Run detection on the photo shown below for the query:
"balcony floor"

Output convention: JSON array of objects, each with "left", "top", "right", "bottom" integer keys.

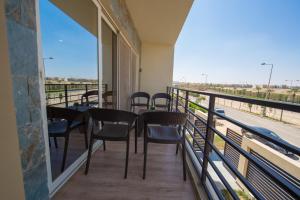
[{"left": 53, "top": 133, "right": 198, "bottom": 200}]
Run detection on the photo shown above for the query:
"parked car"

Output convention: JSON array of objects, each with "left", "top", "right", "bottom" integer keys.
[
  {"left": 242, "top": 126, "right": 298, "bottom": 160},
  {"left": 215, "top": 108, "right": 225, "bottom": 119}
]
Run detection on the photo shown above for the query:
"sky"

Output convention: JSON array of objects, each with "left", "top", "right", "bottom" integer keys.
[
  {"left": 40, "top": 0, "right": 300, "bottom": 85},
  {"left": 40, "top": 0, "right": 98, "bottom": 79},
  {"left": 174, "top": 0, "right": 300, "bottom": 85}
]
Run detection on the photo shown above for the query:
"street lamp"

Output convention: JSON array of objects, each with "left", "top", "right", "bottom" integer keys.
[
  {"left": 261, "top": 62, "right": 273, "bottom": 99},
  {"left": 285, "top": 79, "right": 300, "bottom": 88},
  {"left": 201, "top": 73, "right": 208, "bottom": 84},
  {"left": 43, "top": 57, "right": 54, "bottom": 74}
]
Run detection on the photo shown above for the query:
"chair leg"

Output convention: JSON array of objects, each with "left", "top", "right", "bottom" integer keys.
[
  {"left": 61, "top": 135, "right": 70, "bottom": 172},
  {"left": 176, "top": 144, "right": 179, "bottom": 155},
  {"left": 182, "top": 141, "right": 186, "bottom": 181},
  {"left": 135, "top": 122, "right": 137, "bottom": 154},
  {"left": 84, "top": 130, "right": 88, "bottom": 149},
  {"left": 143, "top": 141, "right": 148, "bottom": 179},
  {"left": 103, "top": 140, "right": 106, "bottom": 151},
  {"left": 85, "top": 136, "right": 94, "bottom": 175},
  {"left": 54, "top": 137, "right": 58, "bottom": 148},
  {"left": 124, "top": 139, "right": 129, "bottom": 179}
]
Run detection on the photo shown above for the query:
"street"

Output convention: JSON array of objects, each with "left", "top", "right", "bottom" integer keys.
[{"left": 216, "top": 104, "right": 300, "bottom": 147}]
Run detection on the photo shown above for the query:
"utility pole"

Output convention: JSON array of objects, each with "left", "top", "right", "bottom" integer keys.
[{"left": 261, "top": 62, "right": 274, "bottom": 117}]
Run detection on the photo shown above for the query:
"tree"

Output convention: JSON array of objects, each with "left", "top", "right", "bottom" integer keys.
[
  {"left": 255, "top": 86, "right": 261, "bottom": 97},
  {"left": 59, "top": 93, "right": 63, "bottom": 103},
  {"left": 288, "top": 88, "right": 299, "bottom": 103},
  {"left": 248, "top": 103, "right": 253, "bottom": 113}
]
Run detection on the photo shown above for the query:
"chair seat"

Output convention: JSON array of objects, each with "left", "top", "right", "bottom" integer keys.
[
  {"left": 154, "top": 104, "right": 168, "bottom": 108},
  {"left": 147, "top": 126, "right": 181, "bottom": 143},
  {"left": 94, "top": 124, "right": 128, "bottom": 140},
  {"left": 132, "top": 103, "right": 148, "bottom": 107},
  {"left": 48, "top": 120, "right": 83, "bottom": 136}
]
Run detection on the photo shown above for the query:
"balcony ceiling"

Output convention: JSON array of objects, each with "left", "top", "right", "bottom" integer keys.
[{"left": 125, "top": 0, "right": 193, "bottom": 45}]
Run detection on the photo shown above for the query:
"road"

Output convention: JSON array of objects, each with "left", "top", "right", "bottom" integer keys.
[
  {"left": 190, "top": 96, "right": 300, "bottom": 147},
  {"left": 216, "top": 104, "right": 300, "bottom": 147}
]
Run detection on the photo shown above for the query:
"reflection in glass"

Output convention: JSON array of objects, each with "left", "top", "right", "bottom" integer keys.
[
  {"left": 101, "top": 20, "right": 117, "bottom": 108},
  {"left": 40, "top": 0, "right": 98, "bottom": 180}
]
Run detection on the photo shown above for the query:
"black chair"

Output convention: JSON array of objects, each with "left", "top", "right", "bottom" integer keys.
[
  {"left": 102, "top": 91, "right": 114, "bottom": 108},
  {"left": 142, "top": 111, "right": 187, "bottom": 180},
  {"left": 85, "top": 108, "right": 137, "bottom": 178},
  {"left": 151, "top": 93, "right": 171, "bottom": 111},
  {"left": 47, "top": 106, "right": 88, "bottom": 172},
  {"left": 130, "top": 92, "right": 151, "bottom": 112},
  {"left": 81, "top": 90, "right": 98, "bottom": 106}
]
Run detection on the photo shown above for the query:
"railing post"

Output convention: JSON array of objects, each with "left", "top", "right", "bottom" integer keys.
[
  {"left": 176, "top": 89, "right": 179, "bottom": 112},
  {"left": 185, "top": 90, "right": 189, "bottom": 113},
  {"left": 105, "top": 84, "right": 108, "bottom": 93},
  {"left": 64, "top": 84, "right": 68, "bottom": 108},
  {"left": 170, "top": 88, "right": 174, "bottom": 112},
  {"left": 85, "top": 84, "right": 88, "bottom": 93},
  {"left": 201, "top": 95, "right": 215, "bottom": 182}
]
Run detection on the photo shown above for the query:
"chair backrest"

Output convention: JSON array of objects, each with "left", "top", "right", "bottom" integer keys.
[
  {"left": 130, "top": 92, "right": 150, "bottom": 109},
  {"left": 142, "top": 111, "right": 187, "bottom": 126},
  {"left": 102, "top": 91, "right": 113, "bottom": 102},
  {"left": 89, "top": 108, "right": 137, "bottom": 125},
  {"left": 47, "top": 106, "right": 82, "bottom": 122},
  {"left": 151, "top": 93, "right": 171, "bottom": 109},
  {"left": 81, "top": 90, "right": 98, "bottom": 105}
]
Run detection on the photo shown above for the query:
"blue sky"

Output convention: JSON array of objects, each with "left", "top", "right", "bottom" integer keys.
[
  {"left": 40, "top": 0, "right": 98, "bottom": 79},
  {"left": 40, "top": 0, "right": 300, "bottom": 85},
  {"left": 174, "top": 0, "right": 300, "bottom": 85}
]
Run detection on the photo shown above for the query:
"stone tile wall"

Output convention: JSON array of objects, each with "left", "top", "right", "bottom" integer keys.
[
  {"left": 101, "top": 0, "right": 141, "bottom": 53},
  {"left": 5, "top": 0, "right": 49, "bottom": 199}
]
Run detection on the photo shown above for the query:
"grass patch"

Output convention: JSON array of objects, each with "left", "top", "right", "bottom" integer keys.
[{"left": 214, "top": 134, "right": 225, "bottom": 150}]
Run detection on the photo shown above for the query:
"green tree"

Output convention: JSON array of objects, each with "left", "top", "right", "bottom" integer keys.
[{"left": 255, "top": 85, "right": 261, "bottom": 97}]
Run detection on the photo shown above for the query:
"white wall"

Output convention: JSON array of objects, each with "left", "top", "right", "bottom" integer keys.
[{"left": 140, "top": 43, "right": 174, "bottom": 95}]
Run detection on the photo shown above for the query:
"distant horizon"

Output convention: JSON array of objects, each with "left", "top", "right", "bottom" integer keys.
[
  {"left": 41, "top": 0, "right": 300, "bottom": 86},
  {"left": 173, "top": 0, "right": 300, "bottom": 86}
]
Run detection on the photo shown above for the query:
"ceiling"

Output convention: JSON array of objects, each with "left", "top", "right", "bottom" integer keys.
[{"left": 125, "top": 0, "right": 194, "bottom": 45}]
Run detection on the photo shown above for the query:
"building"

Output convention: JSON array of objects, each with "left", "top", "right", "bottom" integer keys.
[{"left": 1, "top": 1, "right": 299, "bottom": 200}]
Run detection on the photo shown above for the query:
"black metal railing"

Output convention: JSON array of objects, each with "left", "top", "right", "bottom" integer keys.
[
  {"left": 45, "top": 83, "right": 107, "bottom": 107},
  {"left": 167, "top": 86, "right": 300, "bottom": 200}
]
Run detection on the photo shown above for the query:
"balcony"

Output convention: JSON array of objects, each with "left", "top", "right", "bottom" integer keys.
[
  {"left": 52, "top": 134, "right": 199, "bottom": 200},
  {"left": 46, "top": 84, "right": 300, "bottom": 200}
]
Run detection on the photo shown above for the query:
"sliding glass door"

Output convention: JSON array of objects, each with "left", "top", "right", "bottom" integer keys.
[{"left": 101, "top": 19, "right": 117, "bottom": 109}]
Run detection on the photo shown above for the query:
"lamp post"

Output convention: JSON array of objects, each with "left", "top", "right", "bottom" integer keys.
[
  {"left": 43, "top": 57, "right": 54, "bottom": 74},
  {"left": 285, "top": 79, "right": 300, "bottom": 88},
  {"left": 261, "top": 62, "right": 273, "bottom": 99},
  {"left": 201, "top": 73, "right": 208, "bottom": 84}
]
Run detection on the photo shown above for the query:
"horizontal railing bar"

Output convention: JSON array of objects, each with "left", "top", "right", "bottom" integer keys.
[
  {"left": 186, "top": 137, "right": 204, "bottom": 165},
  {"left": 170, "top": 87, "right": 300, "bottom": 113},
  {"left": 186, "top": 109, "right": 207, "bottom": 124},
  {"left": 212, "top": 109, "right": 300, "bottom": 155},
  {"left": 208, "top": 126, "right": 300, "bottom": 198},
  {"left": 45, "top": 83, "right": 98, "bottom": 86},
  {"left": 207, "top": 156, "right": 240, "bottom": 200},
  {"left": 207, "top": 140, "right": 265, "bottom": 200},
  {"left": 187, "top": 99, "right": 209, "bottom": 111},
  {"left": 186, "top": 118, "right": 206, "bottom": 140},
  {"left": 204, "top": 167, "right": 226, "bottom": 200},
  {"left": 172, "top": 87, "right": 300, "bottom": 155},
  {"left": 185, "top": 124, "right": 205, "bottom": 151},
  {"left": 185, "top": 139, "right": 220, "bottom": 200}
]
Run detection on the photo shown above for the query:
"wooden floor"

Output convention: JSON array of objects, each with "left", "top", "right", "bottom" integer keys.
[
  {"left": 53, "top": 132, "right": 198, "bottom": 200},
  {"left": 50, "top": 129, "right": 87, "bottom": 180}
]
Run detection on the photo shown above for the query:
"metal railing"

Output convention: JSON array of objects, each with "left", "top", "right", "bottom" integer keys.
[
  {"left": 45, "top": 84, "right": 107, "bottom": 107},
  {"left": 167, "top": 86, "right": 300, "bottom": 200}
]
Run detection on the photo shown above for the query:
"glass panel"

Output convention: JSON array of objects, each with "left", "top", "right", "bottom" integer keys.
[
  {"left": 40, "top": 0, "right": 98, "bottom": 180},
  {"left": 101, "top": 20, "right": 117, "bottom": 108}
]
